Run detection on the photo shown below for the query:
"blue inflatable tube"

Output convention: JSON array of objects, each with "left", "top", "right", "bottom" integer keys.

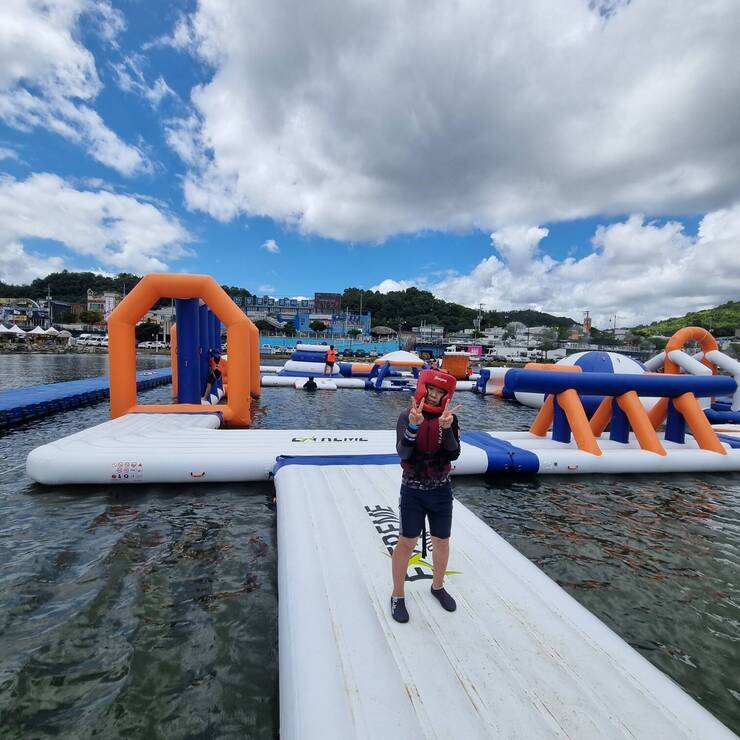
[
  {"left": 705, "top": 408, "right": 740, "bottom": 424},
  {"left": 504, "top": 369, "right": 736, "bottom": 398},
  {"left": 292, "top": 350, "right": 327, "bottom": 363}
]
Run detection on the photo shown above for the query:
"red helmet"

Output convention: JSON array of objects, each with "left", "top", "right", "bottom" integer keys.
[{"left": 414, "top": 369, "right": 457, "bottom": 414}]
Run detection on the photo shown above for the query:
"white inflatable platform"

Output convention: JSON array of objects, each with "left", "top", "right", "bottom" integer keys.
[
  {"left": 25, "top": 413, "right": 740, "bottom": 485},
  {"left": 275, "top": 458, "right": 735, "bottom": 739}
]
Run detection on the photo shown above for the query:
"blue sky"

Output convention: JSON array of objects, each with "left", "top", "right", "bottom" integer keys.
[{"left": 0, "top": 0, "right": 737, "bottom": 327}]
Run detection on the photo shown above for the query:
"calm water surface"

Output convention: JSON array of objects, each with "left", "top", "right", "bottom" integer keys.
[{"left": 1, "top": 354, "right": 738, "bottom": 737}]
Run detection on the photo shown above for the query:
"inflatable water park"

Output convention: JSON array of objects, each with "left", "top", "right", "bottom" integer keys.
[{"left": 23, "top": 273, "right": 740, "bottom": 738}]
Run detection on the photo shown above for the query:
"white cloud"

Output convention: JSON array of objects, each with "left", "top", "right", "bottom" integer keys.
[
  {"left": 0, "top": 173, "right": 191, "bottom": 281},
  {"left": 165, "top": 0, "right": 740, "bottom": 242},
  {"left": 0, "top": 241, "right": 65, "bottom": 284},
  {"left": 261, "top": 239, "right": 280, "bottom": 253},
  {"left": 370, "top": 278, "right": 420, "bottom": 294},
  {"left": 0, "top": 146, "right": 18, "bottom": 161},
  {"left": 257, "top": 283, "right": 275, "bottom": 293},
  {"left": 144, "top": 14, "right": 197, "bottom": 52},
  {"left": 373, "top": 207, "right": 740, "bottom": 327},
  {"left": 0, "top": 0, "right": 147, "bottom": 175},
  {"left": 112, "top": 55, "right": 175, "bottom": 108},
  {"left": 490, "top": 226, "right": 549, "bottom": 273}
]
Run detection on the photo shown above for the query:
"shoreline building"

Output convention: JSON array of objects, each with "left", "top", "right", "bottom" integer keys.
[
  {"left": 86, "top": 288, "right": 122, "bottom": 320},
  {"left": 0, "top": 298, "right": 49, "bottom": 329},
  {"left": 236, "top": 291, "right": 371, "bottom": 335}
]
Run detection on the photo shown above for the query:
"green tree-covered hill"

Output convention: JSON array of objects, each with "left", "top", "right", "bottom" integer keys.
[
  {"left": 632, "top": 301, "right": 740, "bottom": 338},
  {"left": 341, "top": 286, "right": 575, "bottom": 332},
  {"left": 0, "top": 270, "right": 575, "bottom": 331}
]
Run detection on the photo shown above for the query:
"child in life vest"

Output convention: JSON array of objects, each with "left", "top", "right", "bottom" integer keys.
[{"left": 391, "top": 370, "right": 461, "bottom": 623}]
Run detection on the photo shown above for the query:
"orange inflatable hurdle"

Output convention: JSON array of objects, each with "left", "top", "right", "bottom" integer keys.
[{"left": 108, "top": 273, "right": 257, "bottom": 427}]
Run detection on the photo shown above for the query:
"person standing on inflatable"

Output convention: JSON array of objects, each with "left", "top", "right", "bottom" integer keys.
[
  {"left": 391, "top": 370, "right": 461, "bottom": 623},
  {"left": 324, "top": 345, "right": 336, "bottom": 375}
]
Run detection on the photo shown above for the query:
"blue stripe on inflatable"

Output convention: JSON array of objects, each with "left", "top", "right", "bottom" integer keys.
[
  {"left": 273, "top": 454, "right": 399, "bottom": 474},
  {"left": 574, "top": 351, "right": 614, "bottom": 373},
  {"left": 704, "top": 408, "right": 740, "bottom": 424},
  {"left": 712, "top": 401, "right": 732, "bottom": 411},
  {"left": 277, "top": 370, "right": 334, "bottom": 377},
  {"left": 716, "top": 433, "right": 740, "bottom": 449},
  {"left": 460, "top": 432, "right": 539, "bottom": 473}
]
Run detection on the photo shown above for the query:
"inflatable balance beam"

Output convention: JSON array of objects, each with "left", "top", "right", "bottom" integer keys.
[{"left": 504, "top": 369, "right": 736, "bottom": 398}]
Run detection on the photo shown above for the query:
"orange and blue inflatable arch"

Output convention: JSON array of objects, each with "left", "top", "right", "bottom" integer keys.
[{"left": 108, "top": 273, "right": 258, "bottom": 427}]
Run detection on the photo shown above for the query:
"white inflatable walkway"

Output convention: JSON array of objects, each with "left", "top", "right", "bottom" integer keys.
[
  {"left": 26, "top": 413, "right": 740, "bottom": 484},
  {"left": 275, "top": 458, "right": 735, "bottom": 739}
]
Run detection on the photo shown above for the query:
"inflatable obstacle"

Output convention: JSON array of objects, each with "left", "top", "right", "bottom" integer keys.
[
  {"left": 27, "top": 366, "right": 740, "bottom": 484},
  {"left": 110, "top": 273, "right": 259, "bottom": 427},
  {"left": 477, "top": 328, "right": 740, "bottom": 427},
  {"left": 275, "top": 456, "right": 735, "bottom": 739}
]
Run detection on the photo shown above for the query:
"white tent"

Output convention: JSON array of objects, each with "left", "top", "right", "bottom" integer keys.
[
  {"left": 0, "top": 324, "right": 12, "bottom": 334},
  {"left": 44, "top": 326, "right": 60, "bottom": 335},
  {"left": 27, "top": 326, "right": 47, "bottom": 336},
  {"left": 9, "top": 325, "right": 26, "bottom": 335}
]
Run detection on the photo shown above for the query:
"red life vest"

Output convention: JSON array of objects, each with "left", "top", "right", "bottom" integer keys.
[{"left": 400, "top": 415, "right": 452, "bottom": 478}]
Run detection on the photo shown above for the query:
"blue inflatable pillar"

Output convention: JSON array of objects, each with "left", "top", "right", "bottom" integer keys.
[
  {"left": 665, "top": 400, "right": 686, "bottom": 444},
  {"left": 375, "top": 361, "right": 391, "bottom": 389},
  {"left": 175, "top": 298, "right": 201, "bottom": 404},
  {"left": 609, "top": 398, "right": 630, "bottom": 443},
  {"left": 551, "top": 396, "right": 571, "bottom": 443},
  {"left": 207, "top": 310, "right": 216, "bottom": 357},
  {"left": 198, "top": 303, "right": 210, "bottom": 394}
]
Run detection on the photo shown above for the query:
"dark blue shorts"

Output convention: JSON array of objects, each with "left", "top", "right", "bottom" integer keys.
[{"left": 398, "top": 483, "right": 453, "bottom": 539}]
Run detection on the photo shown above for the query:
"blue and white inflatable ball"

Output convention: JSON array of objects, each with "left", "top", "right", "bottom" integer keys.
[
  {"left": 515, "top": 351, "right": 646, "bottom": 410},
  {"left": 557, "top": 351, "right": 645, "bottom": 375}
]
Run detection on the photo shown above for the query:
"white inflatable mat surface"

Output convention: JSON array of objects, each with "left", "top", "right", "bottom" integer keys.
[{"left": 275, "top": 458, "right": 734, "bottom": 740}]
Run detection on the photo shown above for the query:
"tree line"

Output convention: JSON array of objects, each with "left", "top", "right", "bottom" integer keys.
[{"left": 341, "top": 286, "right": 576, "bottom": 332}]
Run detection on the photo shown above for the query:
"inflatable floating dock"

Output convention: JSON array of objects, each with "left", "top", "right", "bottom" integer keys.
[
  {"left": 27, "top": 361, "right": 740, "bottom": 484},
  {"left": 275, "top": 457, "right": 735, "bottom": 739},
  {"left": 0, "top": 368, "right": 172, "bottom": 429}
]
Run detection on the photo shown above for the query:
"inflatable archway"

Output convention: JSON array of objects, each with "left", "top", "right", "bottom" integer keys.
[{"left": 108, "top": 273, "right": 258, "bottom": 427}]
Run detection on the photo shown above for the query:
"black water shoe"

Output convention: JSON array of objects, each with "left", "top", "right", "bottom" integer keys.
[
  {"left": 391, "top": 596, "right": 409, "bottom": 623},
  {"left": 431, "top": 585, "right": 457, "bottom": 612}
]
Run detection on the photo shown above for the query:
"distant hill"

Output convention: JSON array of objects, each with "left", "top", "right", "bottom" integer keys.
[
  {"left": 632, "top": 301, "right": 740, "bottom": 338},
  {"left": 0, "top": 270, "right": 576, "bottom": 332},
  {"left": 0, "top": 270, "right": 141, "bottom": 304},
  {"left": 0, "top": 271, "right": 252, "bottom": 306},
  {"left": 341, "top": 286, "right": 576, "bottom": 333}
]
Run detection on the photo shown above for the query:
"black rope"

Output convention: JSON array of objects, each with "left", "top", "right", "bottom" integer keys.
[{"left": 421, "top": 519, "right": 428, "bottom": 559}]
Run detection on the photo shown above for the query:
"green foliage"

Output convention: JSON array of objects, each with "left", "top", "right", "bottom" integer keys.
[
  {"left": 632, "top": 301, "right": 740, "bottom": 338},
  {"left": 254, "top": 319, "right": 275, "bottom": 332},
  {"left": 0, "top": 270, "right": 140, "bottom": 303},
  {"left": 309, "top": 320, "right": 327, "bottom": 332},
  {"left": 341, "top": 287, "right": 575, "bottom": 333},
  {"left": 135, "top": 320, "right": 161, "bottom": 342},
  {"left": 347, "top": 328, "right": 362, "bottom": 336},
  {"left": 79, "top": 310, "right": 103, "bottom": 324},
  {"left": 221, "top": 284, "right": 252, "bottom": 301}
]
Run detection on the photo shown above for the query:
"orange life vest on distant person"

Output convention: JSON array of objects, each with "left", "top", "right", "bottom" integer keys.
[{"left": 327, "top": 349, "right": 336, "bottom": 362}]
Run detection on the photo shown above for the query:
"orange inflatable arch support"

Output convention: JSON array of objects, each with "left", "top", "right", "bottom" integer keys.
[{"left": 108, "top": 273, "right": 258, "bottom": 427}]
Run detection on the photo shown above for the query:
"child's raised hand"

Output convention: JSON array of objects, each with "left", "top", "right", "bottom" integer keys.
[
  {"left": 409, "top": 397, "right": 424, "bottom": 426},
  {"left": 439, "top": 400, "right": 462, "bottom": 429}
]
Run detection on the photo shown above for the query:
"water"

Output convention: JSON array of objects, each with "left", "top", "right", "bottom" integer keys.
[
  {"left": 0, "top": 353, "right": 171, "bottom": 391},
  {"left": 1, "top": 354, "right": 739, "bottom": 737}
]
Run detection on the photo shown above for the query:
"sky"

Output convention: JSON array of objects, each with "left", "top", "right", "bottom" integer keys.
[{"left": 0, "top": 0, "right": 738, "bottom": 328}]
